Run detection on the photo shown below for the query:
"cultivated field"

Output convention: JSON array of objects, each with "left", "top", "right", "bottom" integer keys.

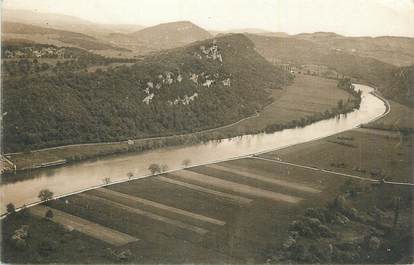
[
  {"left": 3, "top": 156, "right": 354, "bottom": 263},
  {"left": 214, "top": 74, "right": 350, "bottom": 134},
  {"left": 261, "top": 129, "right": 413, "bottom": 183}
]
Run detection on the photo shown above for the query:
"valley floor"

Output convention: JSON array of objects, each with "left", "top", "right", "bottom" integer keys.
[
  {"left": 2, "top": 98, "right": 413, "bottom": 263},
  {"left": 3, "top": 74, "right": 350, "bottom": 174}
]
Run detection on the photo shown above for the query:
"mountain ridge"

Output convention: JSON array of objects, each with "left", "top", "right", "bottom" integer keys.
[
  {"left": 3, "top": 9, "right": 145, "bottom": 36},
  {"left": 129, "top": 21, "right": 212, "bottom": 50},
  {"left": 2, "top": 22, "right": 129, "bottom": 51}
]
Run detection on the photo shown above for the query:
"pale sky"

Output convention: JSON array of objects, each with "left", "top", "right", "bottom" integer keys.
[{"left": 2, "top": 0, "right": 414, "bottom": 37}]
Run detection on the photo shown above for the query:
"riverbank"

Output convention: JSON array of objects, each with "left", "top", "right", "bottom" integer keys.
[
  {"left": 3, "top": 109, "right": 412, "bottom": 264},
  {"left": 3, "top": 75, "right": 352, "bottom": 174}
]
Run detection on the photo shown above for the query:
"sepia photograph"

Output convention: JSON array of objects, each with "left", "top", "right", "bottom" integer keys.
[{"left": 0, "top": 0, "right": 413, "bottom": 263}]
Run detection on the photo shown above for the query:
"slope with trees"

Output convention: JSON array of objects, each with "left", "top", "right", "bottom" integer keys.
[{"left": 3, "top": 34, "right": 290, "bottom": 152}]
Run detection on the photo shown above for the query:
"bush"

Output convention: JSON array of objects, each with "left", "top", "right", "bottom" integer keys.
[
  {"left": 6, "top": 203, "right": 16, "bottom": 214},
  {"left": 12, "top": 238, "right": 28, "bottom": 250},
  {"left": 10, "top": 225, "right": 29, "bottom": 251},
  {"left": 148, "top": 163, "right": 161, "bottom": 174},
  {"left": 38, "top": 239, "right": 59, "bottom": 257},
  {"left": 290, "top": 217, "right": 335, "bottom": 238},
  {"left": 106, "top": 248, "right": 132, "bottom": 261},
  {"left": 304, "top": 208, "right": 328, "bottom": 223},
  {"left": 45, "top": 209, "right": 54, "bottom": 219},
  {"left": 38, "top": 189, "right": 54, "bottom": 202},
  {"left": 182, "top": 159, "right": 191, "bottom": 167}
]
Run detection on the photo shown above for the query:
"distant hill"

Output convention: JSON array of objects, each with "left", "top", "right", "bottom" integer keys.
[
  {"left": 294, "top": 32, "right": 343, "bottom": 39},
  {"left": 258, "top": 32, "right": 290, "bottom": 38},
  {"left": 101, "top": 21, "right": 213, "bottom": 55},
  {"left": 247, "top": 33, "right": 414, "bottom": 107},
  {"left": 293, "top": 32, "right": 414, "bottom": 67},
  {"left": 3, "top": 34, "right": 290, "bottom": 152},
  {"left": 211, "top": 28, "right": 289, "bottom": 38},
  {"left": 129, "top": 21, "right": 212, "bottom": 50},
  {"left": 3, "top": 9, "right": 145, "bottom": 37},
  {"left": 2, "top": 22, "right": 128, "bottom": 51},
  {"left": 102, "top": 24, "right": 145, "bottom": 34},
  {"left": 246, "top": 34, "right": 406, "bottom": 99}
]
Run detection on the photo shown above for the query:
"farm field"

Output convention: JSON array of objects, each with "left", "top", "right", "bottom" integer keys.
[
  {"left": 260, "top": 128, "right": 413, "bottom": 183},
  {"left": 5, "top": 74, "right": 350, "bottom": 172},
  {"left": 3, "top": 156, "right": 355, "bottom": 263},
  {"left": 213, "top": 74, "right": 350, "bottom": 135}
]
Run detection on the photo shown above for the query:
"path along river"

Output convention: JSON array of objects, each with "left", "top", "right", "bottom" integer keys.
[{"left": 0, "top": 84, "right": 387, "bottom": 214}]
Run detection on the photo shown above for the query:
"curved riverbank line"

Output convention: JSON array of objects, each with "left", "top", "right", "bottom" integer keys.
[
  {"left": 3, "top": 75, "right": 353, "bottom": 173},
  {"left": 0, "top": 82, "right": 388, "bottom": 216}
]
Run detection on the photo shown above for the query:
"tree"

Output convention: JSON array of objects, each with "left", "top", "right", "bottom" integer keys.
[
  {"left": 38, "top": 189, "right": 54, "bottom": 202},
  {"left": 45, "top": 209, "right": 54, "bottom": 219},
  {"left": 102, "top": 177, "right": 111, "bottom": 185},
  {"left": 148, "top": 163, "right": 161, "bottom": 174},
  {"left": 161, "top": 164, "right": 169, "bottom": 172},
  {"left": 126, "top": 172, "right": 134, "bottom": 180},
  {"left": 6, "top": 203, "right": 15, "bottom": 214},
  {"left": 18, "top": 59, "right": 31, "bottom": 74},
  {"left": 182, "top": 159, "right": 191, "bottom": 167},
  {"left": 337, "top": 99, "right": 344, "bottom": 110}
]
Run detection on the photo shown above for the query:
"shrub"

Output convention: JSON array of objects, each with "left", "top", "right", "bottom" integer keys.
[
  {"left": 38, "top": 189, "right": 53, "bottom": 202},
  {"left": 38, "top": 239, "right": 59, "bottom": 257},
  {"left": 10, "top": 225, "right": 29, "bottom": 251},
  {"left": 148, "top": 163, "right": 161, "bottom": 174},
  {"left": 126, "top": 172, "right": 134, "bottom": 180},
  {"left": 102, "top": 177, "right": 111, "bottom": 184},
  {"left": 290, "top": 217, "right": 335, "bottom": 238},
  {"left": 182, "top": 159, "right": 191, "bottom": 167},
  {"left": 45, "top": 209, "right": 54, "bottom": 219},
  {"left": 6, "top": 203, "right": 15, "bottom": 214}
]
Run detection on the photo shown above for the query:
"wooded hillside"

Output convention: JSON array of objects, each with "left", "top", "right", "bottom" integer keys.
[{"left": 3, "top": 34, "right": 290, "bottom": 152}]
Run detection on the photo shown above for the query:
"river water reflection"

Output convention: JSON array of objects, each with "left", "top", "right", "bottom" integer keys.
[{"left": 0, "top": 84, "right": 387, "bottom": 214}]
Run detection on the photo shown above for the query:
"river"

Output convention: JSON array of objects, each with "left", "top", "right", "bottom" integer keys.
[{"left": 0, "top": 84, "right": 387, "bottom": 214}]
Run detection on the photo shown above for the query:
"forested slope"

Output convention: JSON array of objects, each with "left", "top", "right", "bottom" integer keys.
[{"left": 3, "top": 34, "right": 290, "bottom": 152}]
